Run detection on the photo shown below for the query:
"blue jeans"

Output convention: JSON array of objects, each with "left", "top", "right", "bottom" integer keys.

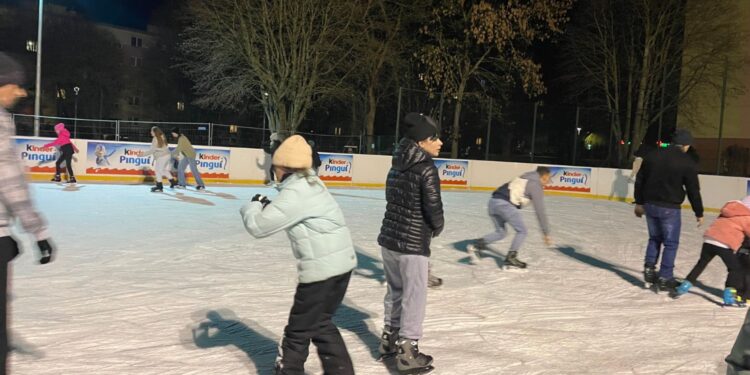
[
  {"left": 644, "top": 204, "right": 682, "bottom": 279},
  {"left": 482, "top": 199, "right": 528, "bottom": 252},
  {"left": 177, "top": 157, "right": 205, "bottom": 187}
]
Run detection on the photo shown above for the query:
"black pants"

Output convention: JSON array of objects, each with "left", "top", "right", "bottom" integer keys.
[
  {"left": 0, "top": 237, "right": 19, "bottom": 375},
  {"left": 55, "top": 143, "right": 75, "bottom": 177},
  {"left": 278, "top": 271, "right": 354, "bottom": 375},
  {"left": 685, "top": 242, "right": 744, "bottom": 289}
]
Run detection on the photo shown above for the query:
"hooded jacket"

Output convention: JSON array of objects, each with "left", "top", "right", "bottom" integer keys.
[
  {"left": 491, "top": 171, "right": 551, "bottom": 235},
  {"left": 704, "top": 201, "right": 750, "bottom": 251},
  {"left": 634, "top": 146, "right": 703, "bottom": 217},
  {"left": 44, "top": 123, "right": 78, "bottom": 152},
  {"left": 240, "top": 172, "right": 357, "bottom": 283},
  {"left": 378, "top": 138, "right": 444, "bottom": 256}
]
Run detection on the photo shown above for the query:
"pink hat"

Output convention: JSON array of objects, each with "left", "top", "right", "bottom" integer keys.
[{"left": 742, "top": 196, "right": 750, "bottom": 210}]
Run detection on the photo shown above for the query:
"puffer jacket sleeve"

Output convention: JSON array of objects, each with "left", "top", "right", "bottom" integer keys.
[
  {"left": 239, "top": 189, "right": 305, "bottom": 238},
  {"left": 420, "top": 165, "right": 444, "bottom": 237}
]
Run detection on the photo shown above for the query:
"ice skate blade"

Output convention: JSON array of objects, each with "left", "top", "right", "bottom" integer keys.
[
  {"left": 376, "top": 353, "right": 397, "bottom": 362},
  {"left": 398, "top": 365, "right": 435, "bottom": 375}
]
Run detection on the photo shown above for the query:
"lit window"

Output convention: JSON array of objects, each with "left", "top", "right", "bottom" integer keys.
[
  {"left": 57, "top": 88, "right": 66, "bottom": 99},
  {"left": 475, "top": 137, "right": 482, "bottom": 145},
  {"left": 177, "top": 101, "right": 185, "bottom": 111},
  {"left": 131, "top": 37, "right": 143, "bottom": 47},
  {"left": 26, "top": 40, "right": 37, "bottom": 52},
  {"left": 229, "top": 125, "right": 238, "bottom": 134}
]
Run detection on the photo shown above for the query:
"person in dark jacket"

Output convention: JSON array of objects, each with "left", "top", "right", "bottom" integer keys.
[
  {"left": 634, "top": 129, "right": 704, "bottom": 292},
  {"left": 263, "top": 132, "right": 282, "bottom": 184},
  {"left": 377, "top": 112, "right": 443, "bottom": 374},
  {"left": 466, "top": 167, "right": 553, "bottom": 268},
  {"left": 307, "top": 139, "right": 322, "bottom": 174}
]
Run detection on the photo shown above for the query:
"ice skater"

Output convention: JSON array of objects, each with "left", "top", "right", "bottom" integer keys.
[
  {"left": 240, "top": 135, "right": 357, "bottom": 375},
  {"left": 170, "top": 128, "right": 205, "bottom": 190},
  {"left": 142, "top": 126, "right": 171, "bottom": 192},
  {"left": 634, "top": 129, "right": 703, "bottom": 292},
  {"left": 466, "top": 166, "right": 553, "bottom": 269},
  {"left": 0, "top": 52, "right": 56, "bottom": 373},
  {"left": 377, "top": 112, "right": 443, "bottom": 374},
  {"left": 44, "top": 122, "right": 79, "bottom": 183},
  {"left": 672, "top": 196, "right": 750, "bottom": 306}
]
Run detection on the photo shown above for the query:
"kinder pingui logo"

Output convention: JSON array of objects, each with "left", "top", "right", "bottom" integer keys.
[
  {"left": 434, "top": 159, "right": 469, "bottom": 185},
  {"left": 439, "top": 163, "right": 466, "bottom": 179},
  {"left": 120, "top": 148, "right": 152, "bottom": 167},
  {"left": 558, "top": 170, "right": 588, "bottom": 186},
  {"left": 324, "top": 158, "right": 351, "bottom": 174},
  {"left": 197, "top": 152, "right": 228, "bottom": 170},
  {"left": 21, "top": 144, "right": 57, "bottom": 163}
]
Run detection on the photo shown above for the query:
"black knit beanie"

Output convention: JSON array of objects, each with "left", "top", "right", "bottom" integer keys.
[
  {"left": 672, "top": 129, "right": 693, "bottom": 146},
  {"left": 404, "top": 112, "right": 439, "bottom": 141},
  {"left": 0, "top": 53, "right": 25, "bottom": 87}
]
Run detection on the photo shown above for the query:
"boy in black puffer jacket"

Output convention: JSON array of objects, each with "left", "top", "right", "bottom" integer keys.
[{"left": 377, "top": 112, "right": 444, "bottom": 374}]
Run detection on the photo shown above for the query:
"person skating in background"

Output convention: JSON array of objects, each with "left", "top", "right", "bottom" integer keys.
[
  {"left": 44, "top": 122, "right": 79, "bottom": 184},
  {"left": 142, "top": 126, "right": 171, "bottom": 193},
  {"left": 377, "top": 112, "right": 444, "bottom": 374},
  {"left": 170, "top": 128, "right": 205, "bottom": 190},
  {"left": 634, "top": 129, "right": 704, "bottom": 292},
  {"left": 240, "top": 135, "right": 357, "bottom": 375},
  {"left": 673, "top": 197, "right": 750, "bottom": 306},
  {"left": 263, "top": 132, "right": 283, "bottom": 185},
  {"left": 307, "top": 139, "right": 321, "bottom": 174},
  {"left": 0, "top": 52, "right": 56, "bottom": 373},
  {"left": 466, "top": 166, "right": 553, "bottom": 268}
]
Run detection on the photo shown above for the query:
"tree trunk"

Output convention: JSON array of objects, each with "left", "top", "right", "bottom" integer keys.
[
  {"left": 365, "top": 84, "right": 377, "bottom": 154},
  {"left": 450, "top": 82, "right": 467, "bottom": 159}
]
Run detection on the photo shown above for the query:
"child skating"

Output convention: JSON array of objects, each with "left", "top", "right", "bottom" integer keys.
[
  {"left": 142, "top": 126, "right": 171, "bottom": 192},
  {"left": 673, "top": 196, "right": 750, "bottom": 306},
  {"left": 44, "top": 122, "right": 79, "bottom": 183},
  {"left": 240, "top": 135, "right": 357, "bottom": 375}
]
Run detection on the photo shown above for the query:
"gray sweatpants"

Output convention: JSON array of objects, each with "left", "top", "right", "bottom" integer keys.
[
  {"left": 482, "top": 198, "right": 528, "bottom": 252},
  {"left": 381, "top": 247, "right": 428, "bottom": 340}
]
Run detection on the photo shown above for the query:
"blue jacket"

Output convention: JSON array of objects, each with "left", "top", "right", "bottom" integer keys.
[{"left": 240, "top": 172, "right": 357, "bottom": 283}]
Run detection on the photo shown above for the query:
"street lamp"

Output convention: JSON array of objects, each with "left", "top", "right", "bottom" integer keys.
[
  {"left": 34, "top": 0, "right": 44, "bottom": 136},
  {"left": 73, "top": 86, "right": 79, "bottom": 138}
]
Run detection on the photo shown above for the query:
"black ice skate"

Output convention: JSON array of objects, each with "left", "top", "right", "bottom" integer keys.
[
  {"left": 51, "top": 174, "right": 61, "bottom": 182},
  {"left": 466, "top": 238, "right": 488, "bottom": 264},
  {"left": 151, "top": 182, "right": 164, "bottom": 192},
  {"left": 196, "top": 185, "right": 206, "bottom": 191},
  {"left": 395, "top": 339, "right": 434, "bottom": 374},
  {"left": 169, "top": 179, "right": 178, "bottom": 188},
  {"left": 427, "top": 273, "right": 443, "bottom": 288},
  {"left": 504, "top": 251, "right": 527, "bottom": 269},
  {"left": 655, "top": 277, "right": 680, "bottom": 293},
  {"left": 643, "top": 265, "right": 657, "bottom": 288},
  {"left": 67, "top": 176, "right": 77, "bottom": 184},
  {"left": 377, "top": 325, "right": 400, "bottom": 360}
]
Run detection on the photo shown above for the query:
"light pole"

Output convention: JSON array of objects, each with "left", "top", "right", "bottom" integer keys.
[
  {"left": 33, "top": 0, "right": 44, "bottom": 136},
  {"left": 73, "top": 86, "right": 79, "bottom": 138}
]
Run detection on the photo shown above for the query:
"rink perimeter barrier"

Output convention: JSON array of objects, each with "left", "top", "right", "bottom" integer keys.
[{"left": 15, "top": 136, "right": 747, "bottom": 212}]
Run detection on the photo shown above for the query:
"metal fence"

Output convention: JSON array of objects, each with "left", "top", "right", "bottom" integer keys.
[{"left": 11, "top": 114, "right": 362, "bottom": 154}]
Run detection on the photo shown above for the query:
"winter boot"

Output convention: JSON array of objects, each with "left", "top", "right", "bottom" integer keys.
[
  {"left": 196, "top": 185, "right": 205, "bottom": 191},
  {"left": 67, "top": 176, "right": 77, "bottom": 184},
  {"left": 169, "top": 179, "right": 178, "bottom": 188},
  {"left": 643, "top": 265, "right": 657, "bottom": 286},
  {"left": 656, "top": 277, "right": 680, "bottom": 293},
  {"left": 672, "top": 280, "right": 693, "bottom": 298},
  {"left": 51, "top": 174, "right": 61, "bottom": 182},
  {"left": 724, "top": 287, "right": 739, "bottom": 306},
  {"left": 427, "top": 272, "right": 443, "bottom": 288},
  {"left": 466, "top": 238, "right": 487, "bottom": 264},
  {"left": 378, "top": 325, "right": 400, "bottom": 358},
  {"left": 151, "top": 182, "right": 164, "bottom": 192},
  {"left": 504, "top": 251, "right": 527, "bottom": 269},
  {"left": 395, "top": 338, "right": 434, "bottom": 374}
]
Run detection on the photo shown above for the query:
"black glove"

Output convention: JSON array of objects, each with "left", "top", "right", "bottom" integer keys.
[
  {"left": 37, "top": 239, "right": 54, "bottom": 264},
  {"left": 251, "top": 194, "right": 272, "bottom": 208}
]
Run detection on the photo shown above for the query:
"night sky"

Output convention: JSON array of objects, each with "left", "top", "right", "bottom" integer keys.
[{"left": 2, "top": 0, "right": 164, "bottom": 30}]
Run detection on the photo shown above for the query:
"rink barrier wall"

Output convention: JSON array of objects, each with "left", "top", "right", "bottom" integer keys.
[{"left": 16, "top": 137, "right": 748, "bottom": 212}]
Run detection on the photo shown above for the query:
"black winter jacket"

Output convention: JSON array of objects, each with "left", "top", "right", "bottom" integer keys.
[
  {"left": 634, "top": 146, "right": 704, "bottom": 217},
  {"left": 378, "top": 138, "right": 444, "bottom": 256}
]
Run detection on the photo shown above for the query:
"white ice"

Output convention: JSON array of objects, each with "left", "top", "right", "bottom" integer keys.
[{"left": 8, "top": 183, "right": 745, "bottom": 374}]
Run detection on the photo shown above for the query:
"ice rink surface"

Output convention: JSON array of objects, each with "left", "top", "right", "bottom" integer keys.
[{"left": 7, "top": 183, "right": 744, "bottom": 374}]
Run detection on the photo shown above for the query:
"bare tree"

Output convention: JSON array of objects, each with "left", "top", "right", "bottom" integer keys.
[
  {"left": 180, "top": 0, "right": 360, "bottom": 136},
  {"left": 418, "top": 0, "right": 573, "bottom": 158},
  {"left": 565, "top": 0, "right": 745, "bottom": 163}
]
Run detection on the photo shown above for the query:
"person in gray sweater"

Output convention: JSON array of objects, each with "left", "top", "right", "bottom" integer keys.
[{"left": 467, "top": 166, "right": 553, "bottom": 268}]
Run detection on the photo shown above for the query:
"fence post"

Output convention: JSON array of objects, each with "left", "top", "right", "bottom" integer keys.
[
  {"left": 485, "top": 98, "right": 493, "bottom": 160},
  {"left": 115, "top": 120, "right": 120, "bottom": 141},
  {"left": 572, "top": 106, "right": 580, "bottom": 165},
  {"left": 208, "top": 122, "right": 213, "bottom": 146},
  {"left": 716, "top": 57, "right": 729, "bottom": 175},
  {"left": 395, "top": 87, "right": 403, "bottom": 146}
]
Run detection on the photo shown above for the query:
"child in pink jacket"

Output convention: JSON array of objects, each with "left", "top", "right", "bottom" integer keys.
[
  {"left": 674, "top": 196, "right": 750, "bottom": 306},
  {"left": 44, "top": 122, "right": 79, "bottom": 183}
]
